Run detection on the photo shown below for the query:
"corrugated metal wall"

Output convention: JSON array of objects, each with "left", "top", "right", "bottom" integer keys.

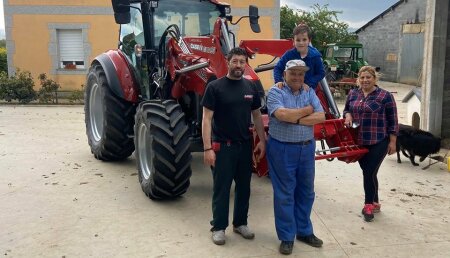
[{"left": 399, "top": 32, "right": 424, "bottom": 85}]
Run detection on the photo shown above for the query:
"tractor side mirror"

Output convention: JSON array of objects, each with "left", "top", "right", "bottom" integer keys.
[
  {"left": 249, "top": 5, "right": 260, "bottom": 33},
  {"left": 112, "top": 0, "right": 131, "bottom": 24}
]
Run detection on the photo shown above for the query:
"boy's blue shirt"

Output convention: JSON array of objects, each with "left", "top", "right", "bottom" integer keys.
[{"left": 273, "top": 46, "right": 325, "bottom": 89}]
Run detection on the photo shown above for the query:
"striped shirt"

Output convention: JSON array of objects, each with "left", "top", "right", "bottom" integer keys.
[
  {"left": 267, "top": 83, "right": 324, "bottom": 142},
  {"left": 343, "top": 86, "right": 398, "bottom": 145}
]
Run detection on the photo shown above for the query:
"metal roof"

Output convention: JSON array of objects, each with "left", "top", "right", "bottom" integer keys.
[
  {"left": 355, "top": 0, "right": 407, "bottom": 34},
  {"left": 402, "top": 87, "right": 422, "bottom": 103}
]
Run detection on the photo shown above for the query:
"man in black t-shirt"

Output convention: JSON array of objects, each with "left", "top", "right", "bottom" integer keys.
[{"left": 201, "top": 47, "right": 266, "bottom": 245}]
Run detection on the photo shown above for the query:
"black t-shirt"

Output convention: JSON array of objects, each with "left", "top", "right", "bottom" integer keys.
[{"left": 201, "top": 77, "right": 261, "bottom": 142}]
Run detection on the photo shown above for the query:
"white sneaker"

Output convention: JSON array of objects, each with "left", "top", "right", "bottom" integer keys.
[
  {"left": 212, "top": 230, "right": 225, "bottom": 245},
  {"left": 233, "top": 225, "right": 255, "bottom": 239}
]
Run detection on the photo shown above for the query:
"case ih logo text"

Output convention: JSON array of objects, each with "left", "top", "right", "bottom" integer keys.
[{"left": 189, "top": 44, "right": 216, "bottom": 54}]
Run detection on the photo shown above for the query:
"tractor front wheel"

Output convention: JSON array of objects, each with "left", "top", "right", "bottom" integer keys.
[
  {"left": 134, "top": 100, "right": 192, "bottom": 199},
  {"left": 84, "top": 63, "right": 135, "bottom": 161}
]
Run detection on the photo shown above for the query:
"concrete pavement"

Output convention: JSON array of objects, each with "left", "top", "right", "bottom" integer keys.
[{"left": 1, "top": 83, "right": 450, "bottom": 257}]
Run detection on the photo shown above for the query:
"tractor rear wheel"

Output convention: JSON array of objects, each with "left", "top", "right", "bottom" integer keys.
[
  {"left": 134, "top": 100, "right": 192, "bottom": 199},
  {"left": 84, "top": 63, "right": 135, "bottom": 160}
]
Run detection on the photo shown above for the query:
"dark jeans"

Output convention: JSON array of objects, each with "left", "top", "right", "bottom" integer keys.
[
  {"left": 358, "top": 137, "right": 389, "bottom": 204},
  {"left": 210, "top": 140, "right": 252, "bottom": 231}
]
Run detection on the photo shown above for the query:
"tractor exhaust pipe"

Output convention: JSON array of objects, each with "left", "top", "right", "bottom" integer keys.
[{"left": 175, "top": 61, "right": 209, "bottom": 75}]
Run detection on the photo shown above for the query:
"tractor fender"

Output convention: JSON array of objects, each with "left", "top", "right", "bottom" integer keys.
[{"left": 93, "top": 50, "right": 139, "bottom": 103}]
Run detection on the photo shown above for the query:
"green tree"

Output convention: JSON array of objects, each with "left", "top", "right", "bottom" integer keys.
[
  {"left": 280, "top": 4, "right": 357, "bottom": 50},
  {"left": 0, "top": 39, "right": 6, "bottom": 48},
  {"left": 0, "top": 48, "right": 7, "bottom": 73}
]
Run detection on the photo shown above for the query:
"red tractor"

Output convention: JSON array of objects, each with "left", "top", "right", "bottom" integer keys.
[{"left": 84, "top": 0, "right": 367, "bottom": 200}]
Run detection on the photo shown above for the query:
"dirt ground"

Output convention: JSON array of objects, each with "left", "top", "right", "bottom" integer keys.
[{"left": 1, "top": 82, "right": 450, "bottom": 257}]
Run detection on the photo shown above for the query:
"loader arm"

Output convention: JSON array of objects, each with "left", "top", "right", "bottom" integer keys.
[{"left": 240, "top": 39, "right": 294, "bottom": 58}]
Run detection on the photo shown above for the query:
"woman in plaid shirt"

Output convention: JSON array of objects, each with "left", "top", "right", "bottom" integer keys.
[{"left": 343, "top": 66, "right": 399, "bottom": 222}]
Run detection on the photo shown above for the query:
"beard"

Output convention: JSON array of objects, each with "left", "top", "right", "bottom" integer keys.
[{"left": 229, "top": 68, "right": 244, "bottom": 78}]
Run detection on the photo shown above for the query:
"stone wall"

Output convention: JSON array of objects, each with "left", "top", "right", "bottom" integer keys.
[{"left": 356, "top": 0, "right": 426, "bottom": 82}]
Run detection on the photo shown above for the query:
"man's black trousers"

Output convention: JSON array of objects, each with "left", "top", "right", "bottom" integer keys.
[{"left": 210, "top": 140, "right": 253, "bottom": 231}]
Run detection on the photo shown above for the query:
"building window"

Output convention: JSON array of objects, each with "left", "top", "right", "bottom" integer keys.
[
  {"left": 57, "top": 29, "right": 85, "bottom": 69},
  {"left": 48, "top": 23, "right": 90, "bottom": 75}
]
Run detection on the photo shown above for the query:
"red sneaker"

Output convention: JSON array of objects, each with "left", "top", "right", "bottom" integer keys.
[
  {"left": 373, "top": 202, "right": 381, "bottom": 213},
  {"left": 362, "top": 204, "right": 374, "bottom": 222}
]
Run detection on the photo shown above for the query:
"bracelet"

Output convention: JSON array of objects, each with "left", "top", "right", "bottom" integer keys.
[{"left": 203, "top": 148, "right": 213, "bottom": 152}]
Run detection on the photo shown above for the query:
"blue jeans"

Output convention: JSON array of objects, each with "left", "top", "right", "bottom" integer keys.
[{"left": 267, "top": 137, "right": 316, "bottom": 241}]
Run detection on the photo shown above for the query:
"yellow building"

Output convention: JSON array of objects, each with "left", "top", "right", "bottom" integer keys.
[{"left": 4, "top": 0, "right": 281, "bottom": 91}]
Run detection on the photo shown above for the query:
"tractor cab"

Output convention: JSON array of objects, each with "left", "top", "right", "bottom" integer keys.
[
  {"left": 114, "top": 0, "right": 228, "bottom": 98},
  {"left": 112, "top": 0, "right": 260, "bottom": 100},
  {"left": 118, "top": 0, "right": 227, "bottom": 50}
]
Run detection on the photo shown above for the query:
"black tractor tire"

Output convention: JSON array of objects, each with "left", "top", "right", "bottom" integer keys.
[
  {"left": 134, "top": 100, "right": 192, "bottom": 200},
  {"left": 84, "top": 63, "right": 135, "bottom": 161}
]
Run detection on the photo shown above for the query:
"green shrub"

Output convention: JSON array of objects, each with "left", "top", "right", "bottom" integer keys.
[
  {"left": 37, "top": 73, "right": 60, "bottom": 103},
  {"left": 68, "top": 84, "right": 85, "bottom": 104},
  {"left": 0, "top": 69, "right": 37, "bottom": 103}
]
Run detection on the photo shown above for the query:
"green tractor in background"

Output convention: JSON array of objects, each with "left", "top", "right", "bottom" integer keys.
[
  {"left": 322, "top": 43, "right": 368, "bottom": 82},
  {"left": 322, "top": 43, "right": 375, "bottom": 97}
]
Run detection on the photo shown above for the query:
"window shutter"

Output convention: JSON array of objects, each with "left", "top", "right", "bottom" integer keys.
[{"left": 58, "top": 29, "right": 84, "bottom": 68}]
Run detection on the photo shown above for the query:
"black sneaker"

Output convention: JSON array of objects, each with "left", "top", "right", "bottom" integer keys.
[
  {"left": 279, "top": 241, "right": 294, "bottom": 255},
  {"left": 296, "top": 234, "right": 323, "bottom": 248}
]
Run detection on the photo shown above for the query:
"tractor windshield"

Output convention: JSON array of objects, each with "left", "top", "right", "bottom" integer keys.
[
  {"left": 333, "top": 48, "right": 352, "bottom": 59},
  {"left": 155, "top": 0, "right": 221, "bottom": 37},
  {"left": 120, "top": 1, "right": 221, "bottom": 52}
]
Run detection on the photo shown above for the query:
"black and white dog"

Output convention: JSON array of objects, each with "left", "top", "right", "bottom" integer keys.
[{"left": 396, "top": 124, "right": 441, "bottom": 166}]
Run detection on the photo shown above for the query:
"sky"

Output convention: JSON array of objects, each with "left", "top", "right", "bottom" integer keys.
[
  {"left": 0, "top": 0, "right": 400, "bottom": 32},
  {"left": 0, "top": 0, "right": 4, "bottom": 31},
  {"left": 280, "top": 0, "right": 399, "bottom": 30}
]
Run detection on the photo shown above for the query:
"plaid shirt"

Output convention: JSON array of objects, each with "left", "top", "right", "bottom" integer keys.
[{"left": 343, "top": 86, "right": 398, "bottom": 146}]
